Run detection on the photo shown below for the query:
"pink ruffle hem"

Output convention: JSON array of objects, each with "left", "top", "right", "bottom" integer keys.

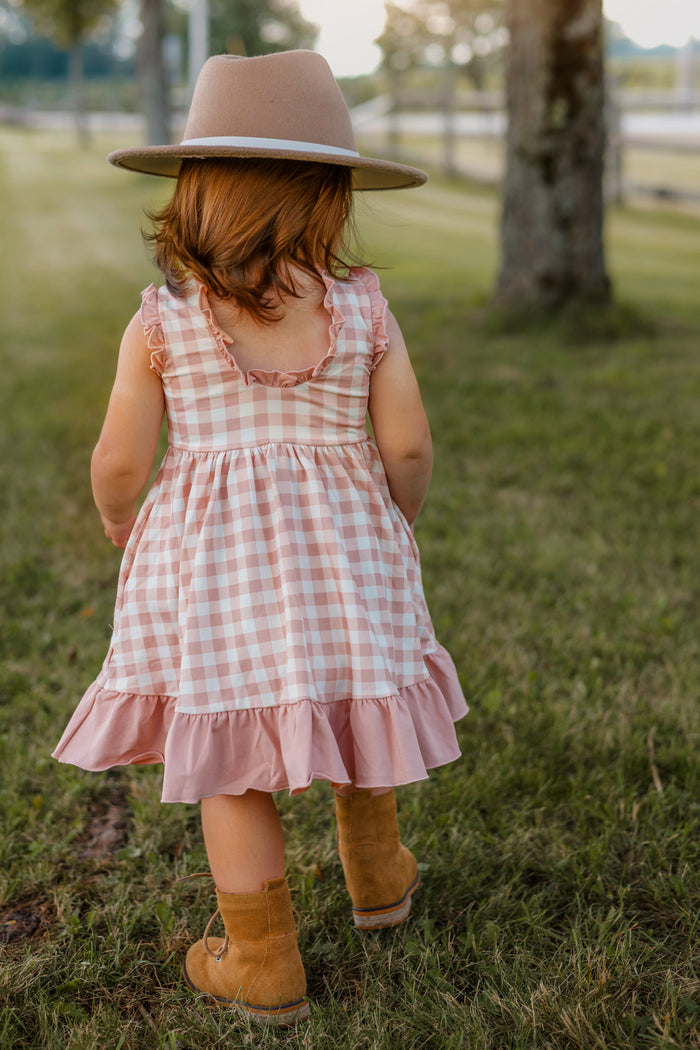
[{"left": 52, "top": 647, "right": 467, "bottom": 803}]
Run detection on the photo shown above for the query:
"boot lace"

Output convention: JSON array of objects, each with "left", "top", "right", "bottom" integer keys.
[{"left": 175, "top": 871, "right": 229, "bottom": 961}]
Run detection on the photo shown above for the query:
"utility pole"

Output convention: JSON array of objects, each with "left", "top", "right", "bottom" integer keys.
[{"left": 189, "top": 0, "right": 210, "bottom": 96}]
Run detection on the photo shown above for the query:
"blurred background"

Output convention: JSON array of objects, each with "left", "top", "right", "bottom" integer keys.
[{"left": 0, "top": 0, "right": 698, "bottom": 211}]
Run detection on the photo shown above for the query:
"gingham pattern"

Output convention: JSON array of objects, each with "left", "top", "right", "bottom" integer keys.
[{"left": 97, "top": 269, "right": 437, "bottom": 716}]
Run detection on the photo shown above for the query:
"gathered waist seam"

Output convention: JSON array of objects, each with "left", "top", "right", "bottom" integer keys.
[{"left": 167, "top": 437, "right": 372, "bottom": 454}]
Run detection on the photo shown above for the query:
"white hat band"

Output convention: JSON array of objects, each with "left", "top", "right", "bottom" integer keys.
[{"left": 180, "top": 136, "right": 360, "bottom": 158}]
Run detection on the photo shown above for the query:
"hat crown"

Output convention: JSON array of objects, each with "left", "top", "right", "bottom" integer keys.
[
  {"left": 107, "top": 49, "right": 427, "bottom": 189},
  {"left": 183, "top": 51, "right": 357, "bottom": 153}
]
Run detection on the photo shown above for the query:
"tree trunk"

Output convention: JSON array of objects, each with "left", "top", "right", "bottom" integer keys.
[
  {"left": 68, "top": 41, "right": 89, "bottom": 149},
  {"left": 138, "top": 0, "right": 170, "bottom": 145},
  {"left": 387, "top": 63, "right": 402, "bottom": 158},
  {"left": 605, "top": 74, "right": 623, "bottom": 205},
  {"left": 496, "top": 0, "right": 611, "bottom": 309},
  {"left": 442, "top": 58, "right": 458, "bottom": 178}
]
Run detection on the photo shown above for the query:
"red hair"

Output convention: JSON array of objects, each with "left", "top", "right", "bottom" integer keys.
[{"left": 146, "top": 158, "right": 361, "bottom": 323}]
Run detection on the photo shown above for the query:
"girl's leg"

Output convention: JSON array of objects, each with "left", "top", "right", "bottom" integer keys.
[
  {"left": 201, "top": 790, "right": 285, "bottom": 893},
  {"left": 185, "top": 789, "right": 307, "bottom": 1025}
]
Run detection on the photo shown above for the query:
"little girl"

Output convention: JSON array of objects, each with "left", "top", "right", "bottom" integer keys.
[{"left": 53, "top": 50, "right": 468, "bottom": 1026}]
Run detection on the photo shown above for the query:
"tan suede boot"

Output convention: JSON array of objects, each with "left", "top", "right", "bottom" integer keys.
[
  {"left": 182, "top": 876, "right": 309, "bottom": 1026},
  {"left": 335, "top": 790, "right": 420, "bottom": 929}
]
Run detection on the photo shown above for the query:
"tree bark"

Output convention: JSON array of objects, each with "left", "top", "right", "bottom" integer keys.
[
  {"left": 387, "top": 62, "right": 402, "bottom": 158},
  {"left": 138, "top": 0, "right": 170, "bottom": 145},
  {"left": 496, "top": 0, "right": 611, "bottom": 309},
  {"left": 67, "top": 40, "right": 89, "bottom": 149},
  {"left": 442, "top": 58, "right": 458, "bottom": 178}
]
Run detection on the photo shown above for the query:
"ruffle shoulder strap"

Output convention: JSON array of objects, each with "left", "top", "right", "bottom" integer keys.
[
  {"left": 139, "top": 284, "right": 166, "bottom": 376},
  {"left": 352, "top": 267, "right": 390, "bottom": 371}
]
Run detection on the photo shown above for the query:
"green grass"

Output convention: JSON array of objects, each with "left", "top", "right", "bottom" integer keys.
[{"left": 1, "top": 127, "right": 699, "bottom": 1049}]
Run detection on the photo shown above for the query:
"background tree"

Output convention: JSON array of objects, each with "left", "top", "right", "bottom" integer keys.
[
  {"left": 496, "top": 0, "right": 611, "bottom": 308},
  {"left": 378, "top": 0, "right": 505, "bottom": 88},
  {"left": 377, "top": 0, "right": 505, "bottom": 170},
  {"left": 15, "top": 0, "right": 118, "bottom": 144},
  {"left": 205, "top": 0, "right": 317, "bottom": 59},
  {"left": 139, "top": 0, "right": 169, "bottom": 145}
]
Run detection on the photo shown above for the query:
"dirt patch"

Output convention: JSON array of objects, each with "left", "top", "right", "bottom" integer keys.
[
  {"left": 78, "top": 786, "right": 132, "bottom": 860},
  {"left": 0, "top": 900, "right": 54, "bottom": 945}
]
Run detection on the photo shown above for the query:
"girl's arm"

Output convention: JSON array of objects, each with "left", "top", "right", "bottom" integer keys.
[
  {"left": 91, "top": 312, "right": 165, "bottom": 549},
  {"left": 368, "top": 310, "right": 433, "bottom": 525}
]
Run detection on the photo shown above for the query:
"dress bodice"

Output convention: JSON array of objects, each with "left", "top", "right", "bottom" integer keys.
[{"left": 141, "top": 268, "right": 389, "bottom": 453}]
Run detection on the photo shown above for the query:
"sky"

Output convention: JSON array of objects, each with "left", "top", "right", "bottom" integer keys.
[
  {"left": 297, "top": 0, "right": 387, "bottom": 77},
  {"left": 298, "top": 0, "right": 700, "bottom": 78}
]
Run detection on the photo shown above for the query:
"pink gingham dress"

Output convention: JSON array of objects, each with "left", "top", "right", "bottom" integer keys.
[{"left": 53, "top": 268, "right": 467, "bottom": 802}]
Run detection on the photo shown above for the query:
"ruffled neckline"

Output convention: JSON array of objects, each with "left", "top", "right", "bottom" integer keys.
[{"left": 197, "top": 271, "right": 345, "bottom": 389}]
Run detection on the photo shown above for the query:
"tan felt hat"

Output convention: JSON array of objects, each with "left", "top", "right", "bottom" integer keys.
[{"left": 108, "top": 50, "right": 427, "bottom": 191}]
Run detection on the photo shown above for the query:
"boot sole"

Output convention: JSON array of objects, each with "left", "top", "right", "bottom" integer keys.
[
  {"left": 182, "top": 961, "right": 310, "bottom": 1026},
  {"left": 352, "top": 872, "right": 420, "bottom": 930}
]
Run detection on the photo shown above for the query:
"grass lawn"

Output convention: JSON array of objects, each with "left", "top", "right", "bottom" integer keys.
[{"left": 1, "top": 127, "right": 699, "bottom": 1049}]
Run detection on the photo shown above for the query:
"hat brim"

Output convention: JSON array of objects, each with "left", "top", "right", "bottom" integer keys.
[{"left": 107, "top": 144, "right": 427, "bottom": 190}]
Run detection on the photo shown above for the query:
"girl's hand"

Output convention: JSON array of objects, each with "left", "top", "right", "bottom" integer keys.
[{"left": 100, "top": 512, "right": 136, "bottom": 550}]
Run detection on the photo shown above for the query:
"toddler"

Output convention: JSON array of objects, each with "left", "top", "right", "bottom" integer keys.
[{"left": 54, "top": 50, "right": 468, "bottom": 1025}]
